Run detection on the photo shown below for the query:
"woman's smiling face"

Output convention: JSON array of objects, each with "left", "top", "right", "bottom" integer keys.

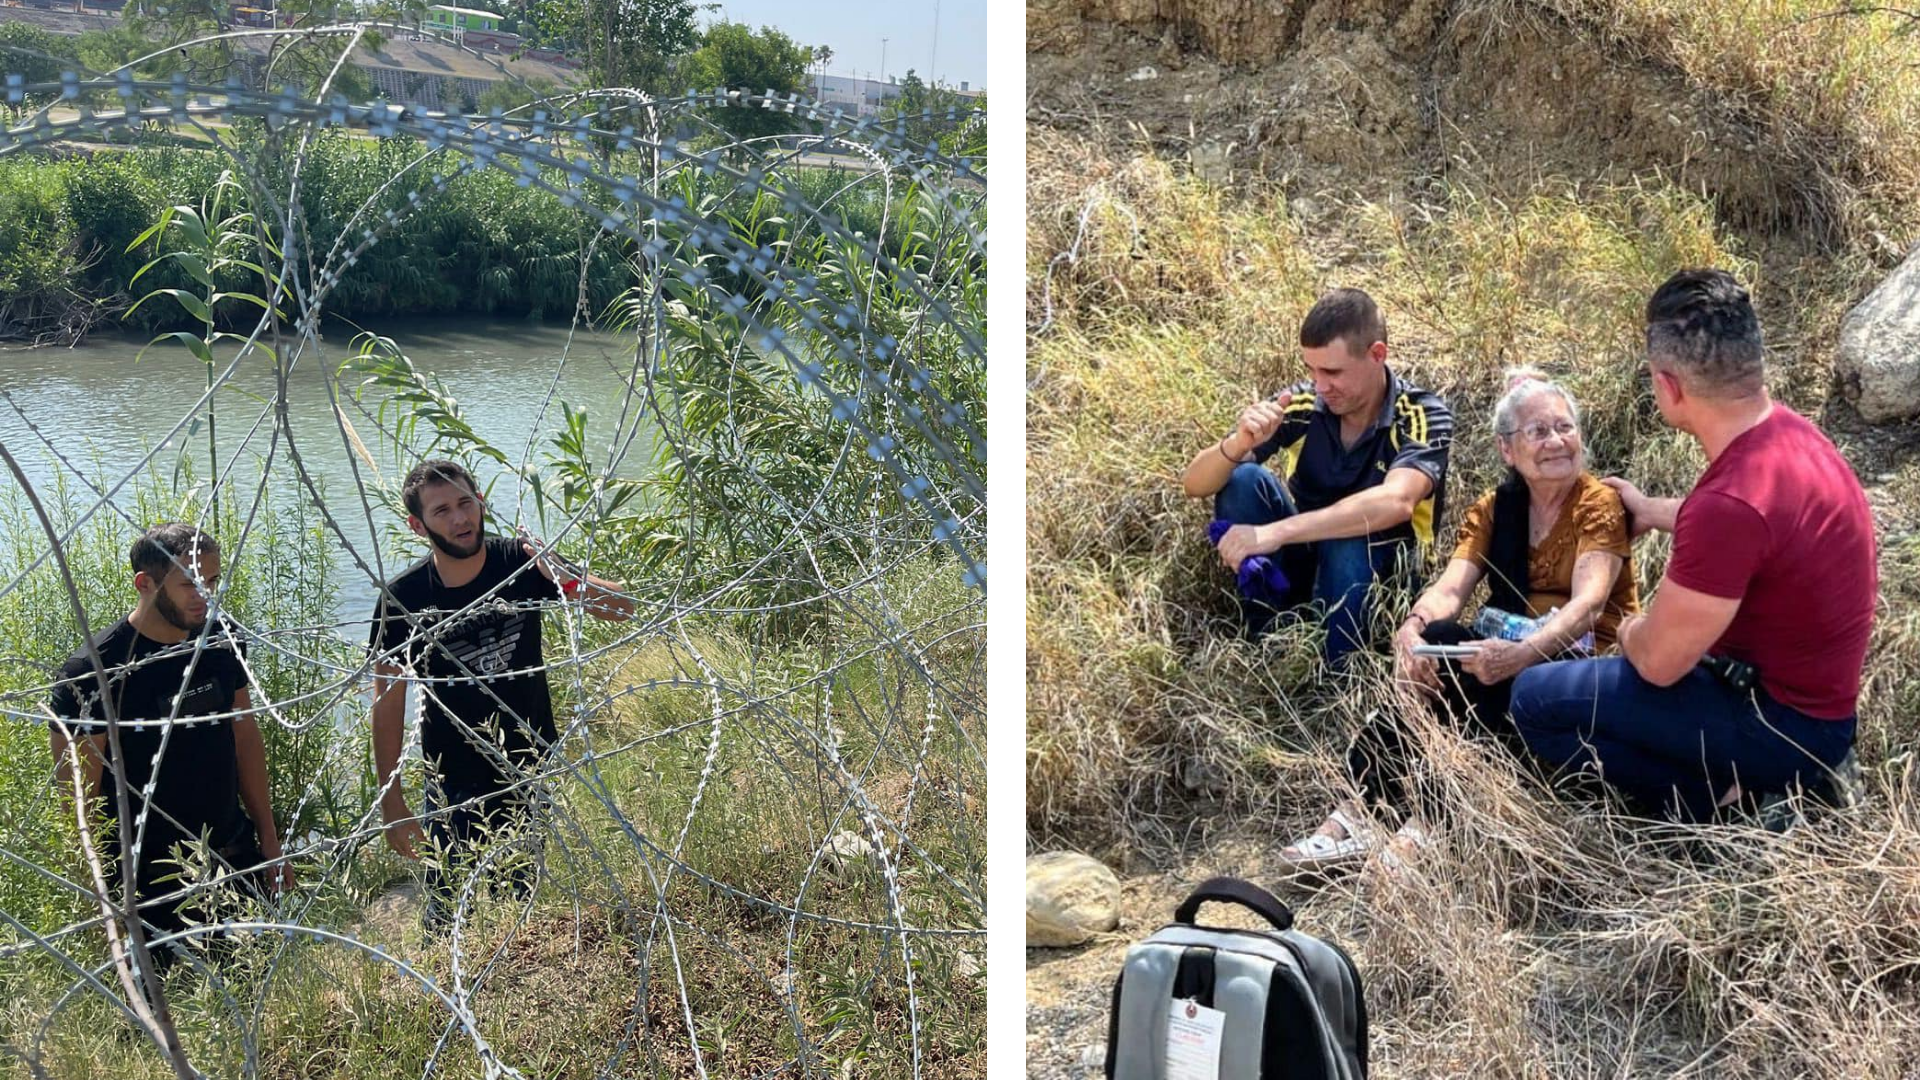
[{"left": 1501, "top": 392, "right": 1583, "bottom": 485}]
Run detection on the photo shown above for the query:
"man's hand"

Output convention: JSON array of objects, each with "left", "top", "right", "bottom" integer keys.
[
  {"left": 517, "top": 527, "right": 569, "bottom": 583},
  {"left": 1226, "top": 392, "right": 1292, "bottom": 459},
  {"left": 257, "top": 837, "right": 298, "bottom": 894},
  {"left": 1217, "top": 521, "right": 1285, "bottom": 571},
  {"left": 519, "top": 529, "right": 635, "bottom": 620},
  {"left": 1459, "top": 638, "right": 1535, "bottom": 685},
  {"left": 1601, "top": 477, "right": 1659, "bottom": 539},
  {"left": 383, "top": 803, "right": 424, "bottom": 860}
]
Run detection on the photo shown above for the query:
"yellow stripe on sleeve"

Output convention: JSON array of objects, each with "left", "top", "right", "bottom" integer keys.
[
  {"left": 1411, "top": 495, "right": 1434, "bottom": 547},
  {"left": 1283, "top": 437, "right": 1307, "bottom": 480}
]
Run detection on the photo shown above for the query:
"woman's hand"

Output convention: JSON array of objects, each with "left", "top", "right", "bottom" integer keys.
[
  {"left": 1459, "top": 638, "right": 1536, "bottom": 685},
  {"left": 1393, "top": 622, "right": 1440, "bottom": 691}
]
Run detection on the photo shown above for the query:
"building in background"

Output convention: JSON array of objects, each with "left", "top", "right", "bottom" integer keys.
[
  {"left": 811, "top": 72, "right": 981, "bottom": 117},
  {"left": 0, "top": 2, "right": 576, "bottom": 109},
  {"left": 424, "top": 4, "right": 500, "bottom": 36}
]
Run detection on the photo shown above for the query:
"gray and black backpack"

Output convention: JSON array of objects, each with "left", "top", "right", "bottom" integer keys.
[{"left": 1105, "top": 877, "right": 1368, "bottom": 1080}]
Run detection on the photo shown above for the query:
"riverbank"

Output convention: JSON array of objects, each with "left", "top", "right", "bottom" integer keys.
[{"left": 0, "top": 138, "right": 907, "bottom": 344}]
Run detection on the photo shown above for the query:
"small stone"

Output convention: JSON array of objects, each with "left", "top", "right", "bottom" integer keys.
[
  {"left": 1026, "top": 851, "right": 1120, "bottom": 947},
  {"left": 819, "top": 830, "right": 878, "bottom": 874},
  {"left": 1128, "top": 66, "right": 1159, "bottom": 82}
]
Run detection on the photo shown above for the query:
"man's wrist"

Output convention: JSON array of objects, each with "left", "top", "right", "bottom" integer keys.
[
  {"left": 1219, "top": 433, "right": 1251, "bottom": 462},
  {"left": 1640, "top": 498, "right": 1674, "bottom": 533}
]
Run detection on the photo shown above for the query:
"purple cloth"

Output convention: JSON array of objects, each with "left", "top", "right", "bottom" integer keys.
[{"left": 1208, "top": 519, "right": 1291, "bottom": 604}]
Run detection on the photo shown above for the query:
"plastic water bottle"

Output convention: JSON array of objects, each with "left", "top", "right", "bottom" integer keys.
[
  {"left": 1472, "top": 605, "right": 1538, "bottom": 642},
  {"left": 1473, "top": 605, "right": 1596, "bottom": 654}
]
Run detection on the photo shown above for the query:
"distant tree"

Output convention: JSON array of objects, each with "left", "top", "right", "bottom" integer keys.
[
  {"left": 808, "top": 43, "right": 831, "bottom": 103},
  {"left": 476, "top": 75, "right": 558, "bottom": 115},
  {"left": 0, "top": 24, "right": 81, "bottom": 108},
  {"left": 879, "top": 69, "right": 978, "bottom": 156},
  {"left": 121, "top": 0, "right": 383, "bottom": 96},
  {"left": 525, "top": 0, "right": 699, "bottom": 91},
  {"left": 72, "top": 24, "right": 149, "bottom": 75},
  {"left": 677, "top": 21, "right": 813, "bottom": 142}
]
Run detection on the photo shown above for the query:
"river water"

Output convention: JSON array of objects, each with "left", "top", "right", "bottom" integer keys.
[{"left": 0, "top": 317, "right": 655, "bottom": 628}]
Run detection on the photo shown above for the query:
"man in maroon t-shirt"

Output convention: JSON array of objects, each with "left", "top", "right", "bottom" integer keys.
[{"left": 1510, "top": 269, "right": 1875, "bottom": 821}]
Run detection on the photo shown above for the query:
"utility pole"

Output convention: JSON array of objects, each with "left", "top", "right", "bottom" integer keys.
[
  {"left": 880, "top": 37, "right": 888, "bottom": 85},
  {"left": 930, "top": 0, "right": 939, "bottom": 87}
]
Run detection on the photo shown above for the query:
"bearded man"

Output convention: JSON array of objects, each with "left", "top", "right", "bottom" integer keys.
[{"left": 367, "top": 460, "right": 632, "bottom": 927}]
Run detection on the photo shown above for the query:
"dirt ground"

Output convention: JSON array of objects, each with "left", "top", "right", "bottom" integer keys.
[
  {"left": 1025, "top": 825, "right": 1417, "bottom": 1079},
  {"left": 1028, "top": 1, "right": 1858, "bottom": 244}
]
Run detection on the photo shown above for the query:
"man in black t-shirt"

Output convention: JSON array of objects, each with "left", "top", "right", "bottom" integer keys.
[
  {"left": 1183, "top": 288, "right": 1453, "bottom": 665},
  {"left": 47, "top": 523, "right": 293, "bottom": 953},
  {"left": 368, "top": 459, "right": 634, "bottom": 926}
]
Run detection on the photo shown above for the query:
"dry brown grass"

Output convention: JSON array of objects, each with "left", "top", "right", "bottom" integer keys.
[{"left": 1500, "top": 0, "right": 1920, "bottom": 244}]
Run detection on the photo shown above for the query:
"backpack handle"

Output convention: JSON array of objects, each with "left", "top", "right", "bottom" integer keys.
[{"left": 1173, "top": 876, "right": 1295, "bottom": 931}]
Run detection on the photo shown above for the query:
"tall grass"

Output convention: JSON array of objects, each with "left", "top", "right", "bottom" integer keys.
[{"left": 1508, "top": 0, "right": 1920, "bottom": 241}]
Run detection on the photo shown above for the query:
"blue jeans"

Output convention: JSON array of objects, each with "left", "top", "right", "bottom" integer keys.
[
  {"left": 1214, "top": 462, "right": 1410, "bottom": 666},
  {"left": 1510, "top": 657, "right": 1856, "bottom": 821}
]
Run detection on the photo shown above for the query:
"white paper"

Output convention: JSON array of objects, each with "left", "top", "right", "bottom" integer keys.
[{"left": 1165, "top": 998, "right": 1226, "bottom": 1080}]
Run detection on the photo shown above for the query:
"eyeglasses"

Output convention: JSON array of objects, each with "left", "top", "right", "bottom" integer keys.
[{"left": 1503, "top": 420, "right": 1579, "bottom": 445}]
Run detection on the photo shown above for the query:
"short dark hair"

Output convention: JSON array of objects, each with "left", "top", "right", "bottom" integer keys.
[
  {"left": 1644, "top": 269, "right": 1765, "bottom": 397},
  {"left": 1299, "top": 288, "right": 1387, "bottom": 356},
  {"left": 129, "top": 522, "right": 218, "bottom": 583},
  {"left": 402, "top": 459, "right": 479, "bottom": 518}
]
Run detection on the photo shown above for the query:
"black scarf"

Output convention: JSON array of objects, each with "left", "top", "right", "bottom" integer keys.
[{"left": 1486, "top": 469, "right": 1532, "bottom": 616}]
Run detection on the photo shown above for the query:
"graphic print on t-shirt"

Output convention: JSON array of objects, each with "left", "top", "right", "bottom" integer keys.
[
  {"left": 174, "top": 678, "right": 226, "bottom": 716},
  {"left": 369, "top": 537, "right": 561, "bottom": 791},
  {"left": 446, "top": 614, "right": 527, "bottom": 677}
]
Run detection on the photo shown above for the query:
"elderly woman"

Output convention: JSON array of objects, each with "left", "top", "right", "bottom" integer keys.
[{"left": 1279, "top": 369, "right": 1640, "bottom": 874}]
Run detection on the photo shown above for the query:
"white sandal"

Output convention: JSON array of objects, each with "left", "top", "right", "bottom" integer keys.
[
  {"left": 1276, "top": 806, "right": 1377, "bottom": 875},
  {"left": 1375, "top": 819, "right": 1433, "bottom": 877}
]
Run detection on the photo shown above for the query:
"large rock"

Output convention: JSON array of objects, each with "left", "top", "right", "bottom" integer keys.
[
  {"left": 1839, "top": 248, "right": 1920, "bottom": 423},
  {"left": 1027, "top": 851, "right": 1121, "bottom": 947}
]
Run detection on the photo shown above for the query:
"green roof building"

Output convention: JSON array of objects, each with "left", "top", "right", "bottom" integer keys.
[{"left": 425, "top": 5, "right": 502, "bottom": 33}]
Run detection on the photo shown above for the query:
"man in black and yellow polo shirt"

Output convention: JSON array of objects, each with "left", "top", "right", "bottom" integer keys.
[{"left": 1183, "top": 288, "right": 1453, "bottom": 665}]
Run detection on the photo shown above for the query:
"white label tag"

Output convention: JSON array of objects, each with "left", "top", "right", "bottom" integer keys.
[{"left": 1165, "top": 998, "right": 1226, "bottom": 1080}]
